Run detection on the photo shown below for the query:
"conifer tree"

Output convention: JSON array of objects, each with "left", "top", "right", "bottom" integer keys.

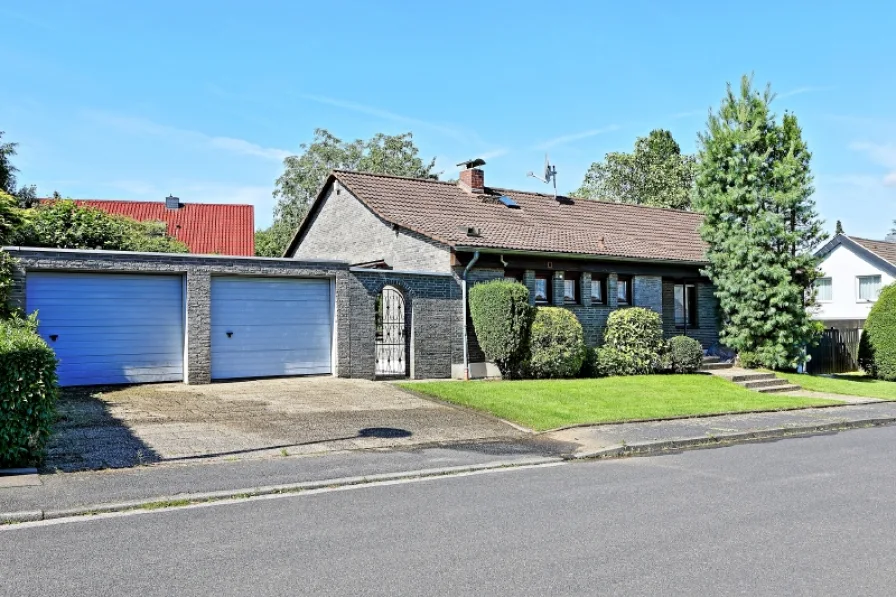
[{"left": 694, "top": 75, "right": 824, "bottom": 369}]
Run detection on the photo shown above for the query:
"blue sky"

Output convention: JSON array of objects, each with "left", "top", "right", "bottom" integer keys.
[{"left": 3, "top": 1, "right": 895, "bottom": 235}]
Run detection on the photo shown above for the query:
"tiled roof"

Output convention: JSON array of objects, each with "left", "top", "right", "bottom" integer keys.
[
  {"left": 849, "top": 236, "right": 896, "bottom": 267},
  {"left": 40, "top": 199, "right": 255, "bottom": 256},
  {"left": 313, "top": 170, "right": 708, "bottom": 263}
]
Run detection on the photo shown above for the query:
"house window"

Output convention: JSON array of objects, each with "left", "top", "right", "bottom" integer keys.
[
  {"left": 534, "top": 272, "right": 551, "bottom": 304},
  {"left": 814, "top": 278, "right": 832, "bottom": 302},
  {"left": 674, "top": 283, "right": 698, "bottom": 327},
  {"left": 858, "top": 275, "right": 882, "bottom": 302},
  {"left": 591, "top": 277, "right": 606, "bottom": 304},
  {"left": 563, "top": 273, "right": 580, "bottom": 304},
  {"left": 617, "top": 276, "right": 632, "bottom": 305}
]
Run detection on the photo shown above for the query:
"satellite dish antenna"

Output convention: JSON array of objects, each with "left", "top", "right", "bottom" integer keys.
[{"left": 527, "top": 154, "right": 558, "bottom": 198}]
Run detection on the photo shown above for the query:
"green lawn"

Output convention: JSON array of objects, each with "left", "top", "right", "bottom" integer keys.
[
  {"left": 774, "top": 372, "right": 896, "bottom": 401},
  {"left": 399, "top": 375, "right": 842, "bottom": 431}
]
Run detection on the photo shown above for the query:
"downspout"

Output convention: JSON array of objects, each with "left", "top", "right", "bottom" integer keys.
[{"left": 461, "top": 251, "right": 481, "bottom": 380}]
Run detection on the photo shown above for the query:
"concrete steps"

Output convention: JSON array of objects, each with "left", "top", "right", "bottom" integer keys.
[
  {"left": 701, "top": 358, "right": 801, "bottom": 394},
  {"left": 700, "top": 356, "right": 733, "bottom": 372}
]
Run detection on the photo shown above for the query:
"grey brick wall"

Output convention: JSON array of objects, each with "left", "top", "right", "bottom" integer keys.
[
  {"left": 4, "top": 248, "right": 463, "bottom": 385},
  {"left": 661, "top": 279, "right": 720, "bottom": 348},
  {"left": 292, "top": 181, "right": 452, "bottom": 272}
]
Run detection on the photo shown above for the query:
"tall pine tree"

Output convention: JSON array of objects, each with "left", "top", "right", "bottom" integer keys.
[{"left": 695, "top": 76, "right": 824, "bottom": 369}]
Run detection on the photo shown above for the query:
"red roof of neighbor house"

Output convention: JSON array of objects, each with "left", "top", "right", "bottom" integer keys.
[
  {"left": 288, "top": 170, "right": 708, "bottom": 263},
  {"left": 40, "top": 199, "right": 255, "bottom": 256}
]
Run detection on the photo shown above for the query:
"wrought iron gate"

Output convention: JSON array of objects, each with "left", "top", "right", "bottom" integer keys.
[{"left": 375, "top": 286, "right": 408, "bottom": 376}]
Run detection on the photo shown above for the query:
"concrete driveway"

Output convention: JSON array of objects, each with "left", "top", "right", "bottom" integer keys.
[{"left": 47, "top": 378, "right": 523, "bottom": 472}]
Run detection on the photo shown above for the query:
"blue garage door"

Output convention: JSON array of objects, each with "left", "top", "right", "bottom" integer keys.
[
  {"left": 26, "top": 273, "right": 185, "bottom": 387},
  {"left": 210, "top": 277, "right": 333, "bottom": 380}
]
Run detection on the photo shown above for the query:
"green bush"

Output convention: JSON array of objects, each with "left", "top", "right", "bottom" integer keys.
[
  {"left": 601, "top": 307, "right": 665, "bottom": 375},
  {"left": 592, "top": 346, "right": 642, "bottom": 377},
  {"left": 667, "top": 336, "right": 704, "bottom": 373},
  {"left": 0, "top": 315, "right": 58, "bottom": 467},
  {"left": 468, "top": 280, "right": 534, "bottom": 379},
  {"left": 527, "top": 307, "right": 587, "bottom": 379},
  {"left": 859, "top": 283, "right": 896, "bottom": 380},
  {"left": 0, "top": 250, "right": 16, "bottom": 319},
  {"left": 737, "top": 350, "right": 761, "bottom": 369}
]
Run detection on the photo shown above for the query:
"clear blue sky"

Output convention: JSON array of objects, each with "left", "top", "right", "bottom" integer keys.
[{"left": 3, "top": 1, "right": 895, "bottom": 235}]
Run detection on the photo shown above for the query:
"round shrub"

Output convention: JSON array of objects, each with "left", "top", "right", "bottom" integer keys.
[
  {"left": 666, "top": 336, "right": 704, "bottom": 373},
  {"left": 468, "top": 280, "right": 534, "bottom": 379},
  {"left": 0, "top": 315, "right": 58, "bottom": 467},
  {"left": 859, "top": 283, "right": 896, "bottom": 379},
  {"left": 527, "top": 307, "right": 587, "bottom": 378},
  {"left": 737, "top": 350, "right": 761, "bottom": 369},
  {"left": 593, "top": 346, "right": 641, "bottom": 377},
  {"left": 601, "top": 307, "right": 665, "bottom": 375}
]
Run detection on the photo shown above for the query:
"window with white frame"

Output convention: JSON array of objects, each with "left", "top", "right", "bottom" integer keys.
[
  {"left": 563, "top": 278, "right": 578, "bottom": 303},
  {"left": 814, "top": 277, "right": 832, "bottom": 302},
  {"left": 858, "top": 275, "right": 882, "bottom": 302}
]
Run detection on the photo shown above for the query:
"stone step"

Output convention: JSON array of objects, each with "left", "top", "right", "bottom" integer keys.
[
  {"left": 754, "top": 383, "right": 802, "bottom": 394},
  {"left": 700, "top": 362, "right": 733, "bottom": 371},
  {"left": 729, "top": 372, "right": 777, "bottom": 383},
  {"left": 702, "top": 356, "right": 721, "bottom": 364},
  {"left": 738, "top": 378, "right": 790, "bottom": 390}
]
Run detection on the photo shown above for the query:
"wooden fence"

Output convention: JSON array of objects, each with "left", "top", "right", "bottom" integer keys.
[{"left": 807, "top": 327, "right": 861, "bottom": 374}]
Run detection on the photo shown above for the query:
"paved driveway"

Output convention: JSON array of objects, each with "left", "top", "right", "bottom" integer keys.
[{"left": 47, "top": 378, "right": 523, "bottom": 472}]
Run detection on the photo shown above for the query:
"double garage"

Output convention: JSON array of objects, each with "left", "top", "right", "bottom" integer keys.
[{"left": 25, "top": 271, "right": 335, "bottom": 387}]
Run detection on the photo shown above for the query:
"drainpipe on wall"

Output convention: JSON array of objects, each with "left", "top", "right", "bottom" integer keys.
[{"left": 461, "top": 251, "right": 481, "bottom": 381}]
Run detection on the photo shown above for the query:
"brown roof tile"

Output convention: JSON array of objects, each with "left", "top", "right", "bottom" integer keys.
[
  {"left": 327, "top": 170, "right": 708, "bottom": 263},
  {"left": 849, "top": 236, "right": 896, "bottom": 267}
]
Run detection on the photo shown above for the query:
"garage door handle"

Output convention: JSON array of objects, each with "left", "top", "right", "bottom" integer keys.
[
  {"left": 49, "top": 334, "right": 58, "bottom": 342},
  {"left": 226, "top": 331, "right": 233, "bottom": 338}
]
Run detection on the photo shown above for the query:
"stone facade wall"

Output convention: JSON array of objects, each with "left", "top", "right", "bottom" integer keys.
[
  {"left": 291, "top": 181, "right": 452, "bottom": 272},
  {"left": 5, "top": 248, "right": 464, "bottom": 384}
]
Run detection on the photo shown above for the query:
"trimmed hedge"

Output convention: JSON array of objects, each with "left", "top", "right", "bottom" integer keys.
[
  {"left": 666, "top": 336, "right": 704, "bottom": 373},
  {"left": 601, "top": 307, "right": 665, "bottom": 375},
  {"left": 527, "top": 307, "right": 587, "bottom": 379},
  {"left": 859, "top": 283, "right": 896, "bottom": 380},
  {"left": 0, "top": 316, "right": 59, "bottom": 467},
  {"left": 0, "top": 250, "right": 16, "bottom": 319},
  {"left": 468, "top": 280, "right": 534, "bottom": 379}
]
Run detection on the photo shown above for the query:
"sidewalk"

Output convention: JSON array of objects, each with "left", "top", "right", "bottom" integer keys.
[
  {"left": 4, "top": 402, "right": 896, "bottom": 523},
  {"left": 545, "top": 401, "right": 896, "bottom": 458}
]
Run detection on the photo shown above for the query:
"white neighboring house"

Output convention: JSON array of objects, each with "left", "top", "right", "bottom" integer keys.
[{"left": 811, "top": 234, "right": 896, "bottom": 327}]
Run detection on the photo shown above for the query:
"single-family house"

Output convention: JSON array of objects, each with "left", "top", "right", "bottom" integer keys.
[
  {"left": 287, "top": 162, "right": 720, "bottom": 378},
  {"left": 811, "top": 233, "right": 896, "bottom": 329},
  {"left": 39, "top": 196, "right": 256, "bottom": 256}
]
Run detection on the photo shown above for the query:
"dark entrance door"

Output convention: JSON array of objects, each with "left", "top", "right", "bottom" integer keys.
[{"left": 375, "top": 286, "right": 408, "bottom": 377}]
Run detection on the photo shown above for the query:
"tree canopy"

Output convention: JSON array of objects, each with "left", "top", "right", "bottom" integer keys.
[
  {"left": 0, "top": 132, "right": 36, "bottom": 206},
  {"left": 573, "top": 129, "right": 696, "bottom": 210},
  {"left": 694, "top": 75, "right": 824, "bottom": 369},
  {"left": 256, "top": 129, "right": 438, "bottom": 257}
]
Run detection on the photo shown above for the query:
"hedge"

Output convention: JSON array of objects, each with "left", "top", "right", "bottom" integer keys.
[
  {"left": 859, "top": 283, "right": 896, "bottom": 380},
  {"left": 527, "top": 307, "right": 587, "bottom": 378},
  {"left": 601, "top": 307, "right": 665, "bottom": 375},
  {"left": 666, "top": 336, "right": 704, "bottom": 373},
  {"left": 0, "top": 316, "right": 59, "bottom": 467},
  {"left": 468, "top": 280, "right": 534, "bottom": 379}
]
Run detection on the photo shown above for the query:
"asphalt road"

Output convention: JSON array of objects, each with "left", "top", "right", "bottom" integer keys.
[{"left": 3, "top": 427, "right": 896, "bottom": 596}]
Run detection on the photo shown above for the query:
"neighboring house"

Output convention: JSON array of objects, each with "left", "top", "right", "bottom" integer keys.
[
  {"left": 288, "top": 163, "right": 720, "bottom": 378},
  {"left": 811, "top": 234, "right": 896, "bottom": 328},
  {"left": 38, "top": 196, "right": 255, "bottom": 256}
]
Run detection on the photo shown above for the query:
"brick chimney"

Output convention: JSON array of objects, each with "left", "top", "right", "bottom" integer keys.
[{"left": 457, "top": 158, "right": 486, "bottom": 194}]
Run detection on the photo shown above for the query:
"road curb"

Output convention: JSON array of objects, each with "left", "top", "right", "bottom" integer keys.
[
  {"left": 4, "top": 456, "right": 562, "bottom": 524},
  {"left": 567, "top": 417, "right": 896, "bottom": 460}
]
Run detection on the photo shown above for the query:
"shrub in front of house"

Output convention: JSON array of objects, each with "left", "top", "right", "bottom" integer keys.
[
  {"left": 527, "top": 307, "right": 587, "bottom": 379},
  {"left": 591, "top": 346, "right": 640, "bottom": 377},
  {"left": 858, "top": 283, "right": 896, "bottom": 380},
  {"left": 736, "top": 350, "right": 761, "bottom": 369},
  {"left": 666, "top": 336, "right": 705, "bottom": 373},
  {"left": 468, "top": 280, "right": 534, "bottom": 379},
  {"left": 599, "top": 307, "right": 665, "bottom": 375},
  {"left": 0, "top": 315, "right": 59, "bottom": 467}
]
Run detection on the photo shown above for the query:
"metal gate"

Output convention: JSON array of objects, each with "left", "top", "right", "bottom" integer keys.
[{"left": 375, "top": 286, "right": 408, "bottom": 376}]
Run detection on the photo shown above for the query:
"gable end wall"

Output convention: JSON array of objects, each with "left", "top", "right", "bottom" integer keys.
[{"left": 292, "top": 181, "right": 452, "bottom": 272}]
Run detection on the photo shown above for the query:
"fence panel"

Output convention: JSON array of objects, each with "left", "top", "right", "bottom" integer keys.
[{"left": 807, "top": 327, "right": 861, "bottom": 374}]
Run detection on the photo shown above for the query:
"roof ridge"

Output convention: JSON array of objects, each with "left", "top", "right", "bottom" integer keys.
[
  {"left": 38, "top": 198, "right": 255, "bottom": 208},
  {"left": 333, "top": 169, "right": 457, "bottom": 186},
  {"left": 847, "top": 234, "right": 894, "bottom": 244}
]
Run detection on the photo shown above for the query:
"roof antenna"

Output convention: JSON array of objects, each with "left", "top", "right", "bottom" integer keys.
[{"left": 528, "top": 154, "right": 558, "bottom": 199}]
